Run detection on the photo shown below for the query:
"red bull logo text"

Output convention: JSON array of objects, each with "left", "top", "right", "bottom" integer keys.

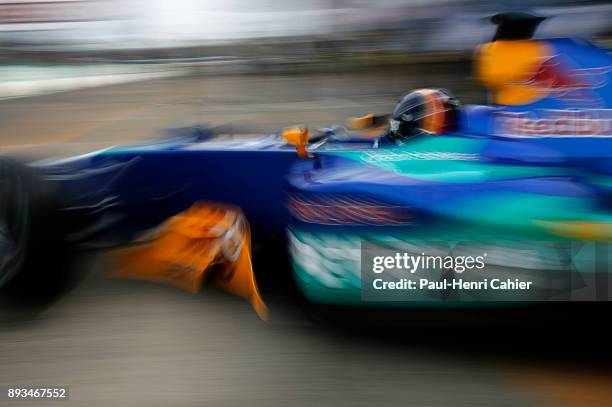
[
  {"left": 496, "top": 109, "right": 612, "bottom": 137},
  {"left": 288, "top": 195, "right": 412, "bottom": 226}
]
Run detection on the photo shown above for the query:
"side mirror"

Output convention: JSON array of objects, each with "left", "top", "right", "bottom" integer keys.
[
  {"left": 347, "top": 113, "right": 389, "bottom": 130},
  {"left": 282, "top": 126, "right": 313, "bottom": 158}
]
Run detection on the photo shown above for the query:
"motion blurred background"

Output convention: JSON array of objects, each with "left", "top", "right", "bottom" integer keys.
[
  {"left": 1, "top": 1, "right": 611, "bottom": 406},
  {"left": 1, "top": 1, "right": 611, "bottom": 55},
  {"left": 1, "top": 0, "right": 611, "bottom": 101}
]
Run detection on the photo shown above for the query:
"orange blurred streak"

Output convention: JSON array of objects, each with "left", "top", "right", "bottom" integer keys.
[{"left": 111, "top": 202, "right": 268, "bottom": 320}]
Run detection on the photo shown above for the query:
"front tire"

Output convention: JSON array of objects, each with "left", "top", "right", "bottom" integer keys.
[{"left": 0, "top": 158, "right": 72, "bottom": 303}]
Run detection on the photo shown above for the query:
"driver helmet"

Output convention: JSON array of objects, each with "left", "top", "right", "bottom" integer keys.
[{"left": 389, "top": 88, "right": 460, "bottom": 140}]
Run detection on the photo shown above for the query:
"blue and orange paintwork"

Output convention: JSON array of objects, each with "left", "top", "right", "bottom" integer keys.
[{"left": 41, "top": 37, "right": 611, "bottom": 254}]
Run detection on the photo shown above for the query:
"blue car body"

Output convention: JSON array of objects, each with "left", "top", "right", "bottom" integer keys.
[{"left": 34, "top": 37, "right": 611, "bottom": 305}]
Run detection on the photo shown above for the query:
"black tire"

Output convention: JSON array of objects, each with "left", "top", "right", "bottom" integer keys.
[{"left": 0, "top": 158, "right": 72, "bottom": 303}]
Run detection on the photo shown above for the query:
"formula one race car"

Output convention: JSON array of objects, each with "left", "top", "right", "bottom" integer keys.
[{"left": 1, "top": 13, "right": 611, "bottom": 317}]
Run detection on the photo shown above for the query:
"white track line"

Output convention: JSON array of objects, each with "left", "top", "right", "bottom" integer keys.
[{"left": 0, "top": 70, "right": 184, "bottom": 101}]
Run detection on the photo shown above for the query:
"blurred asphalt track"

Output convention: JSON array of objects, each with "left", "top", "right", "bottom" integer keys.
[{"left": 0, "top": 69, "right": 611, "bottom": 406}]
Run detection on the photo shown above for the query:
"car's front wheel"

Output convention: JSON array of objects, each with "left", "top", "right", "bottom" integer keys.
[{"left": 0, "top": 157, "right": 72, "bottom": 303}]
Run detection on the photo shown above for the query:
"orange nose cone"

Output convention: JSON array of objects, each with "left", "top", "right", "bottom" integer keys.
[{"left": 112, "top": 203, "right": 268, "bottom": 320}]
